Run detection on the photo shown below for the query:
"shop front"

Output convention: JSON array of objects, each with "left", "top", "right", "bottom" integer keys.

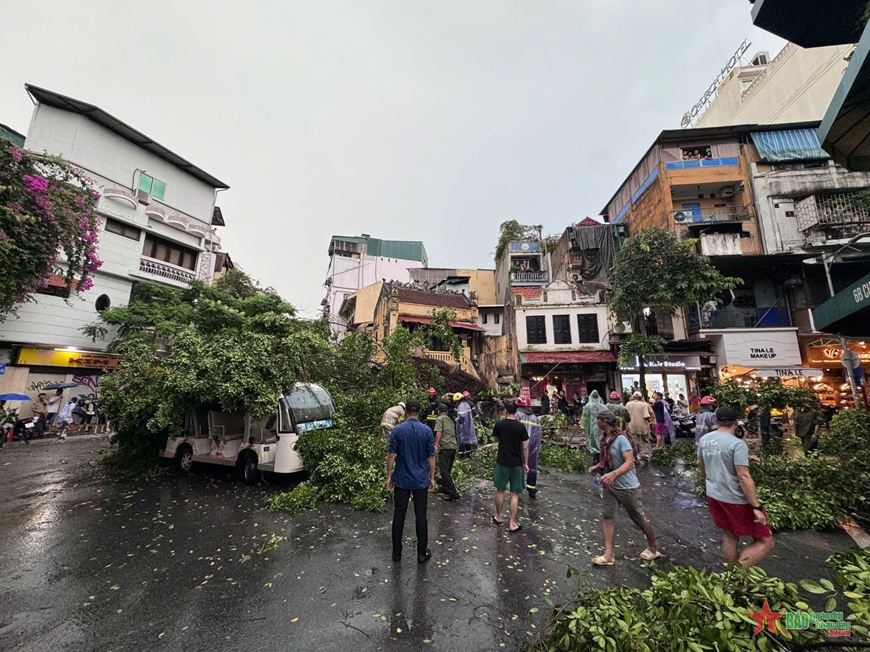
[
  {"left": 802, "top": 338, "right": 869, "bottom": 408},
  {"left": 519, "top": 350, "right": 618, "bottom": 412},
  {"left": 705, "top": 329, "right": 803, "bottom": 380},
  {"left": 619, "top": 355, "right": 702, "bottom": 400},
  {"left": 0, "top": 348, "right": 123, "bottom": 418}
]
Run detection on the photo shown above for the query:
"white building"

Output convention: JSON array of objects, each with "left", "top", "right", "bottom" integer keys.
[
  {"left": 323, "top": 234, "right": 427, "bottom": 332},
  {"left": 0, "top": 84, "right": 228, "bottom": 411},
  {"left": 694, "top": 43, "right": 854, "bottom": 128}
]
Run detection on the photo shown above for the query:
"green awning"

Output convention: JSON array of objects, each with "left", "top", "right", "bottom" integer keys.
[
  {"left": 812, "top": 272, "right": 870, "bottom": 336},
  {"left": 819, "top": 21, "right": 870, "bottom": 170}
]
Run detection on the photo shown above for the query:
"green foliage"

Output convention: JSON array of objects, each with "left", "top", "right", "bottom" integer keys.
[
  {"left": 827, "top": 547, "right": 870, "bottom": 635},
  {"left": 540, "top": 412, "right": 570, "bottom": 437},
  {"left": 610, "top": 228, "right": 740, "bottom": 394},
  {"left": 749, "top": 454, "right": 866, "bottom": 531},
  {"left": 98, "top": 337, "right": 169, "bottom": 480},
  {"left": 533, "top": 565, "right": 821, "bottom": 651},
  {"left": 609, "top": 228, "right": 741, "bottom": 326},
  {"left": 494, "top": 220, "right": 542, "bottom": 262},
  {"left": 538, "top": 443, "right": 586, "bottom": 473},
  {"left": 426, "top": 307, "right": 464, "bottom": 362},
  {"left": 650, "top": 439, "right": 697, "bottom": 467},
  {"left": 616, "top": 333, "right": 666, "bottom": 367},
  {"left": 819, "top": 408, "right": 870, "bottom": 463},
  {"left": 453, "top": 446, "right": 498, "bottom": 491},
  {"left": 0, "top": 145, "right": 102, "bottom": 318},
  {"left": 212, "top": 268, "right": 265, "bottom": 299},
  {"left": 709, "top": 380, "right": 757, "bottom": 417},
  {"left": 265, "top": 481, "right": 320, "bottom": 514},
  {"left": 708, "top": 380, "right": 821, "bottom": 418}
]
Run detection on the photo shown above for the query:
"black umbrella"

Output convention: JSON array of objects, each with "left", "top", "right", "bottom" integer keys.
[{"left": 42, "top": 382, "right": 80, "bottom": 391}]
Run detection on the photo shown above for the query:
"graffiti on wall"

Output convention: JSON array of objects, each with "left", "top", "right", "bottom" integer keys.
[{"left": 72, "top": 375, "right": 100, "bottom": 395}]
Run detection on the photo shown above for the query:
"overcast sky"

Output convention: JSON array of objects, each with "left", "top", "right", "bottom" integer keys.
[{"left": 0, "top": 1, "right": 785, "bottom": 316}]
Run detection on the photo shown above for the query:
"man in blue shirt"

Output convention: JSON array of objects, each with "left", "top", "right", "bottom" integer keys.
[
  {"left": 387, "top": 399, "right": 436, "bottom": 564},
  {"left": 587, "top": 409, "right": 661, "bottom": 566}
]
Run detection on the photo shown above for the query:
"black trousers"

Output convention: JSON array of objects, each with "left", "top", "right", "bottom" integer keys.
[
  {"left": 392, "top": 487, "right": 429, "bottom": 557},
  {"left": 438, "top": 449, "right": 459, "bottom": 498}
]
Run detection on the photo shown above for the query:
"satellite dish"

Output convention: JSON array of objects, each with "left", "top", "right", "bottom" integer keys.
[{"left": 674, "top": 211, "right": 688, "bottom": 223}]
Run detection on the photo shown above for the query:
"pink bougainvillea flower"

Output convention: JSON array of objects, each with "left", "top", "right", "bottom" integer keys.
[
  {"left": 23, "top": 174, "right": 49, "bottom": 194},
  {"left": 8, "top": 146, "right": 22, "bottom": 163}
]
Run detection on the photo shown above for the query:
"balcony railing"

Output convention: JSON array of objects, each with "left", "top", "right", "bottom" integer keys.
[
  {"left": 673, "top": 205, "right": 751, "bottom": 225},
  {"left": 795, "top": 192, "right": 870, "bottom": 232},
  {"left": 511, "top": 271, "right": 549, "bottom": 285},
  {"left": 139, "top": 257, "right": 196, "bottom": 285},
  {"left": 423, "top": 350, "right": 454, "bottom": 364},
  {"left": 689, "top": 307, "right": 791, "bottom": 331}
]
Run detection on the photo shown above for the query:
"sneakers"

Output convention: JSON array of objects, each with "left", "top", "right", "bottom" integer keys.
[{"left": 417, "top": 549, "right": 432, "bottom": 564}]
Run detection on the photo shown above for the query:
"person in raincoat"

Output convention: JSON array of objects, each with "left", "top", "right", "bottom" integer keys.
[
  {"left": 424, "top": 388, "right": 440, "bottom": 431},
  {"left": 380, "top": 402, "right": 406, "bottom": 442},
  {"left": 455, "top": 392, "right": 478, "bottom": 453},
  {"left": 516, "top": 395, "right": 543, "bottom": 499},
  {"left": 580, "top": 390, "right": 607, "bottom": 464}
]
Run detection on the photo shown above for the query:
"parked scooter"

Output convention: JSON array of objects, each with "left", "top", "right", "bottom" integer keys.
[{"left": 673, "top": 414, "right": 696, "bottom": 438}]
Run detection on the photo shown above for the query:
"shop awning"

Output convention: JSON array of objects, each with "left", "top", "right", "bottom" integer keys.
[
  {"left": 751, "top": 128, "right": 829, "bottom": 162},
  {"left": 397, "top": 315, "right": 486, "bottom": 332},
  {"left": 520, "top": 351, "right": 617, "bottom": 365},
  {"left": 812, "top": 272, "right": 870, "bottom": 337},
  {"left": 819, "top": 22, "right": 870, "bottom": 170}
]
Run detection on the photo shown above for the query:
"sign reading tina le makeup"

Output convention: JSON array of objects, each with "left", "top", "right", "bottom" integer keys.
[
  {"left": 715, "top": 331, "right": 802, "bottom": 367},
  {"left": 17, "top": 348, "right": 123, "bottom": 371}
]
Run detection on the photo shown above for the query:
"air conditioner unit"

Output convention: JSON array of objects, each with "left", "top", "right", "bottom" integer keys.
[
  {"left": 721, "top": 186, "right": 735, "bottom": 198},
  {"left": 674, "top": 211, "right": 689, "bottom": 222},
  {"left": 137, "top": 188, "right": 151, "bottom": 204},
  {"left": 570, "top": 273, "right": 583, "bottom": 283}
]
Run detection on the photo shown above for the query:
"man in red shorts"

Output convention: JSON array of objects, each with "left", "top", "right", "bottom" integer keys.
[{"left": 697, "top": 406, "right": 773, "bottom": 568}]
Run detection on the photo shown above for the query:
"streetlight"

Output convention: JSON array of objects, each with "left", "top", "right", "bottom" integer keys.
[{"left": 819, "top": 232, "right": 870, "bottom": 409}]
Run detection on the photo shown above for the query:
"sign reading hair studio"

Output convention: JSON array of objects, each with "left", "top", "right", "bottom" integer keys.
[{"left": 715, "top": 331, "right": 802, "bottom": 368}]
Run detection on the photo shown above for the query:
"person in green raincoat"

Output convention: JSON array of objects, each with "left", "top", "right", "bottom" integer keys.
[{"left": 581, "top": 390, "right": 607, "bottom": 464}]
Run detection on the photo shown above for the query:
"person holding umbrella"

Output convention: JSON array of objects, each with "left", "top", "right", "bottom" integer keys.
[{"left": 46, "top": 389, "right": 63, "bottom": 426}]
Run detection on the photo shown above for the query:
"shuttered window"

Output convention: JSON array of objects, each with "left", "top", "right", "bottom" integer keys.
[
  {"left": 526, "top": 316, "right": 546, "bottom": 344},
  {"left": 577, "top": 314, "right": 599, "bottom": 343},
  {"left": 553, "top": 315, "right": 571, "bottom": 344}
]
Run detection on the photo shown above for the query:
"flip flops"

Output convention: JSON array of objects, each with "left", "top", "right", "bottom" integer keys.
[
  {"left": 508, "top": 524, "right": 523, "bottom": 533},
  {"left": 592, "top": 555, "right": 615, "bottom": 566},
  {"left": 492, "top": 516, "right": 504, "bottom": 526},
  {"left": 639, "top": 548, "right": 662, "bottom": 561}
]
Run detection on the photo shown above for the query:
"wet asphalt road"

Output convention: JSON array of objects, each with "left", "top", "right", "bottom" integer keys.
[{"left": 0, "top": 440, "right": 857, "bottom": 652}]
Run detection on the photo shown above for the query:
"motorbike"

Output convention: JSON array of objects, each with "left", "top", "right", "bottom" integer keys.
[{"left": 673, "top": 414, "right": 696, "bottom": 438}]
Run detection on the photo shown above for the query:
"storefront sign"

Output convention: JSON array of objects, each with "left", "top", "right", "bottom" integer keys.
[
  {"left": 17, "top": 348, "right": 123, "bottom": 371},
  {"left": 716, "top": 332, "right": 802, "bottom": 367},
  {"left": 756, "top": 368, "right": 823, "bottom": 378},
  {"left": 807, "top": 346, "right": 870, "bottom": 366},
  {"left": 812, "top": 272, "right": 870, "bottom": 332},
  {"left": 620, "top": 355, "right": 701, "bottom": 372}
]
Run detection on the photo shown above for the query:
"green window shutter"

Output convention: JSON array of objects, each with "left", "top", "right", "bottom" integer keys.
[
  {"left": 151, "top": 178, "right": 166, "bottom": 199},
  {"left": 139, "top": 173, "right": 153, "bottom": 193}
]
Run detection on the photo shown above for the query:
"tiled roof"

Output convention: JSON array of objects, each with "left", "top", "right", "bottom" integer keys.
[
  {"left": 520, "top": 351, "right": 617, "bottom": 364},
  {"left": 394, "top": 286, "right": 470, "bottom": 309},
  {"left": 575, "top": 217, "right": 601, "bottom": 227},
  {"left": 513, "top": 287, "right": 542, "bottom": 299}
]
